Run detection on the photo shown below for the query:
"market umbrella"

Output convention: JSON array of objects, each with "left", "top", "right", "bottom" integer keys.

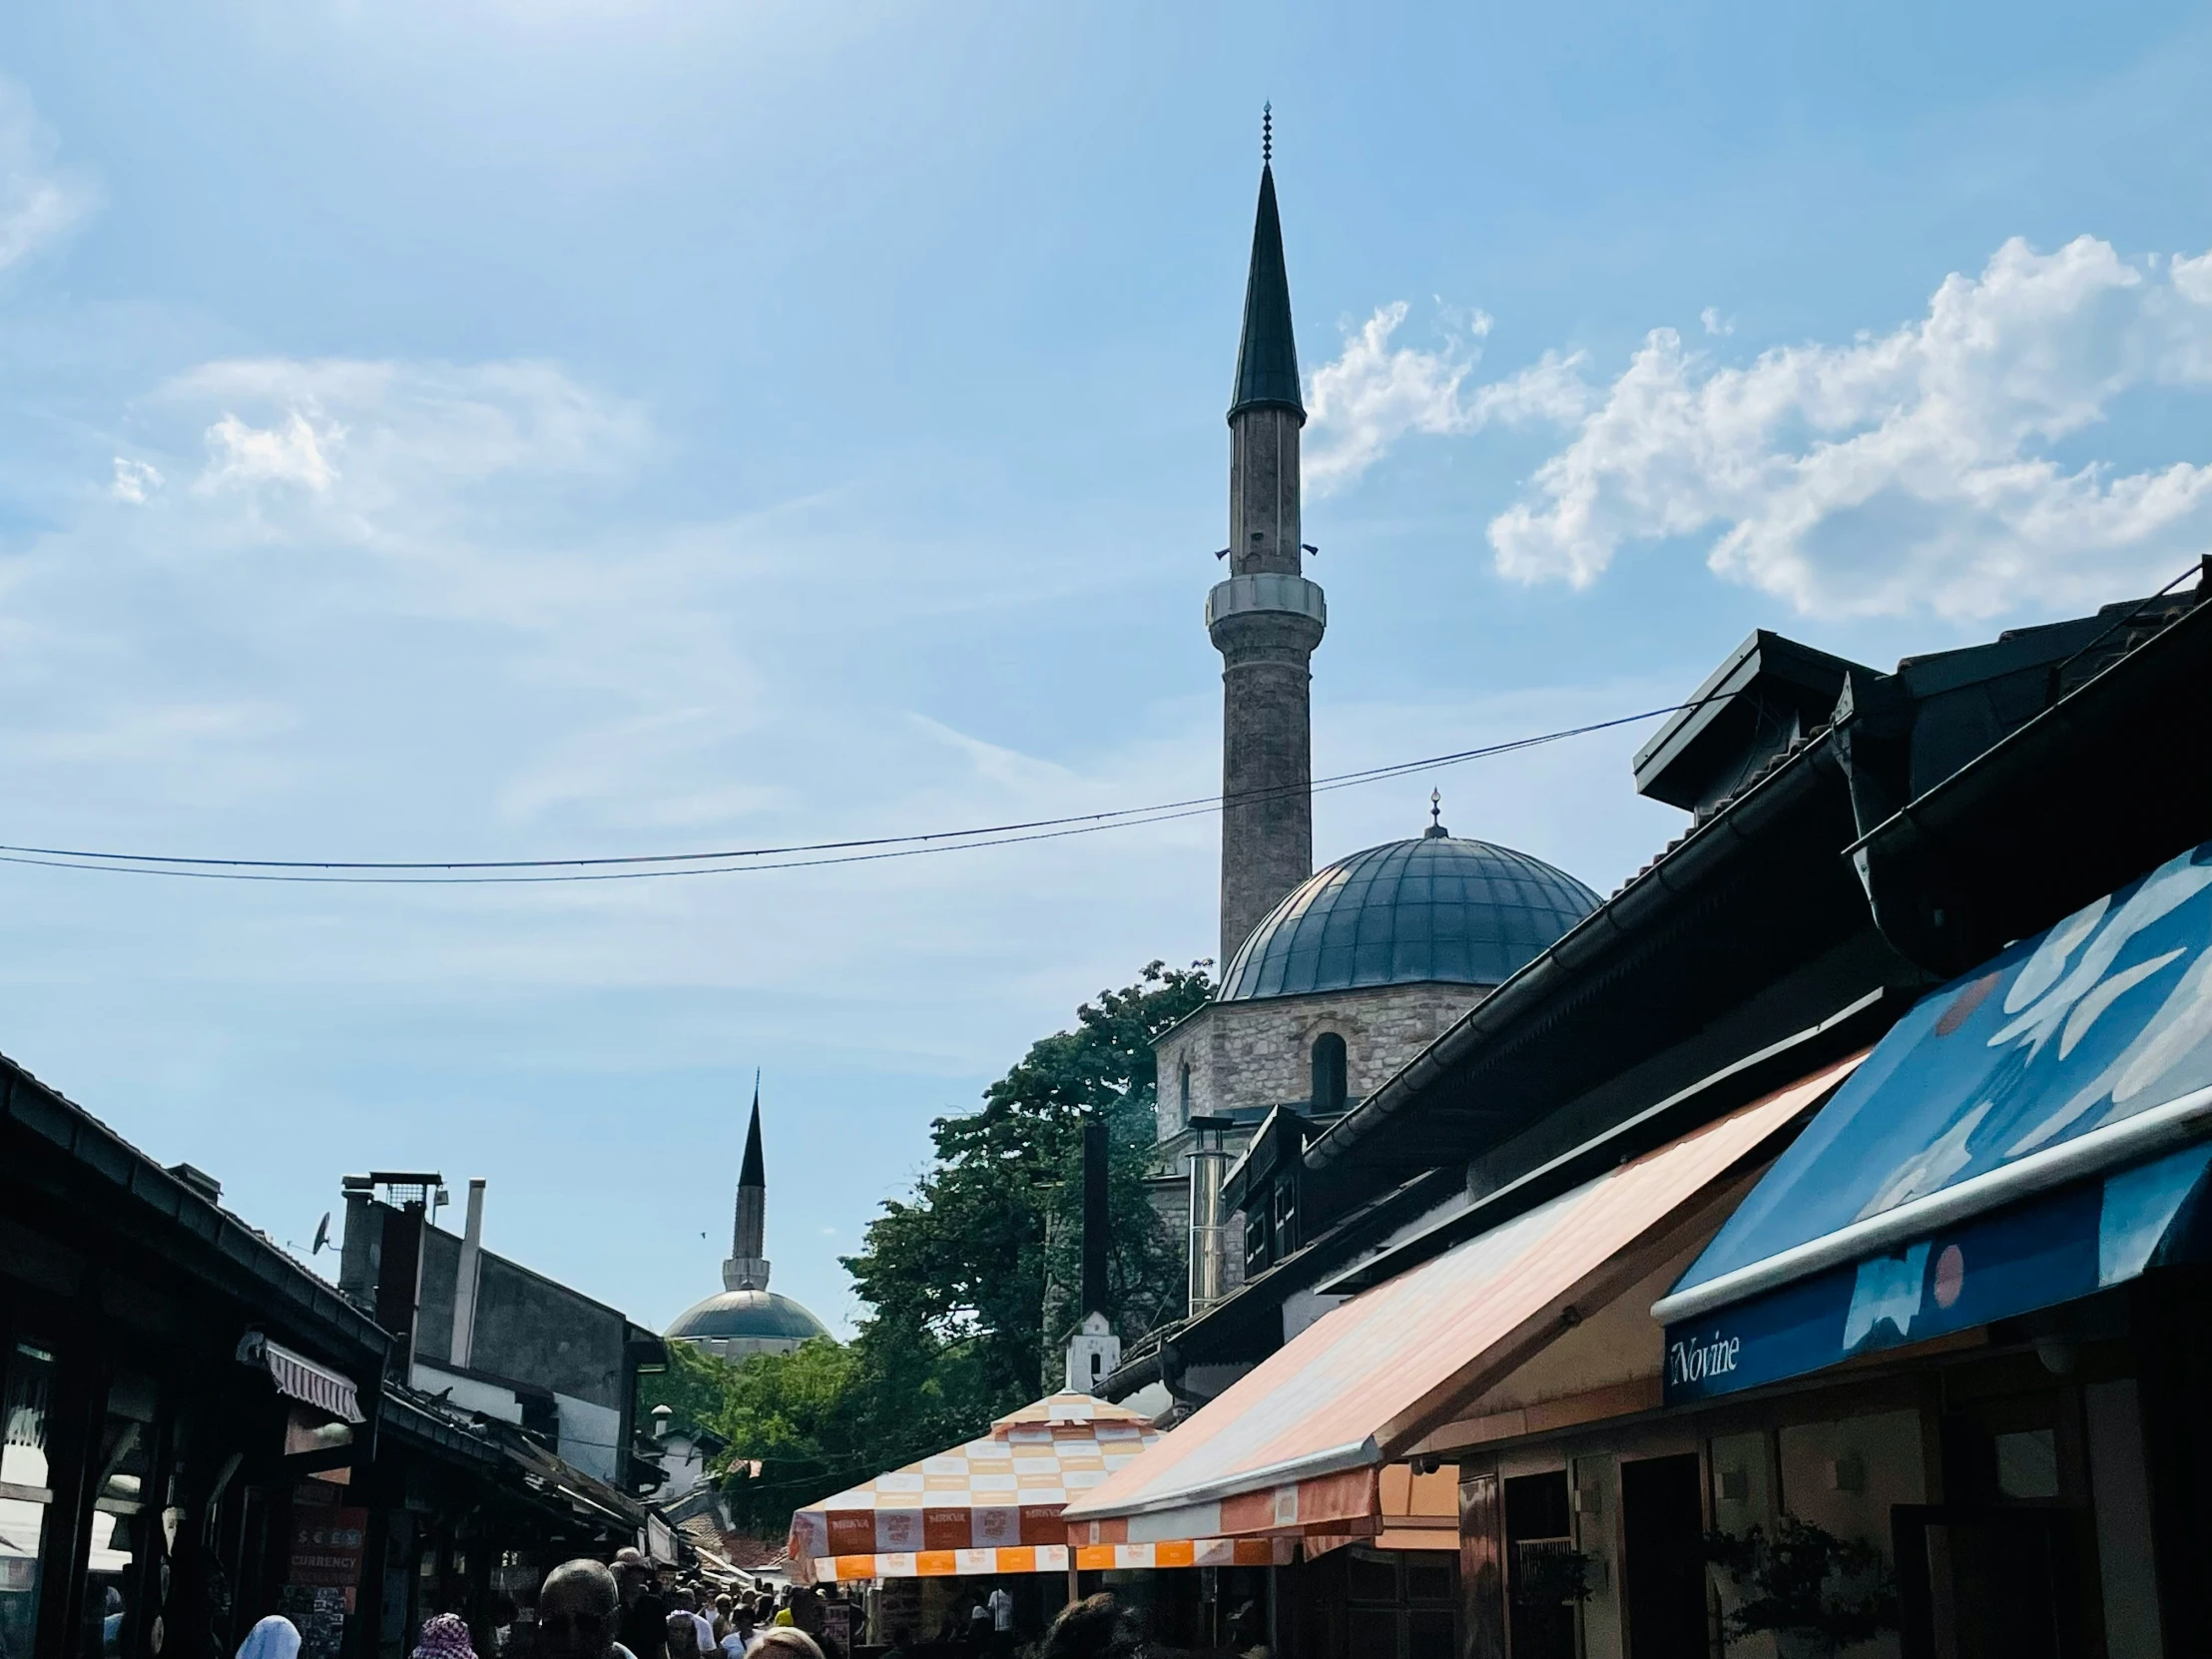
[{"left": 788, "top": 1391, "right": 1291, "bottom": 1583}]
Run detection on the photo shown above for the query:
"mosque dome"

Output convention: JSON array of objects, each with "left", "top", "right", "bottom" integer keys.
[
  {"left": 1217, "top": 829, "right": 1601, "bottom": 1003},
  {"left": 665, "top": 1289, "right": 829, "bottom": 1355}
]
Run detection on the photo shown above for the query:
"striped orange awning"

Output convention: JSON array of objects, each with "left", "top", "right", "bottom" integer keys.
[
  {"left": 789, "top": 1392, "right": 1292, "bottom": 1582},
  {"left": 808, "top": 1537, "right": 1295, "bottom": 1584},
  {"left": 1062, "top": 1058, "right": 1862, "bottom": 1545}
]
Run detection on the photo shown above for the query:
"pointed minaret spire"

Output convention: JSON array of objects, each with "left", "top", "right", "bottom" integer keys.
[
  {"left": 724, "top": 1072, "right": 773, "bottom": 1292},
  {"left": 739, "top": 1075, "right": 766, "bottom": 1190},
  {"left": 1230, "top": 125, "right": 1303, "bottom": 422},
  {"left": 1211, "top": 111, "right": 1324, "bottom": 967}
]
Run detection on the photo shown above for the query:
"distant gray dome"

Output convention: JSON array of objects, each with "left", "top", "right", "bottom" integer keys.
[
  {"left": 666, "top": 1289, "right": 828, "bottom": 1346},
  {"left": 1218, "top": 835, "right": 1600, "bottom": 1002}
]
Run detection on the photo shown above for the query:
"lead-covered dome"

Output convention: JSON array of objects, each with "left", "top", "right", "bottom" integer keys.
[
  {"left": 666, "top": 1289, "right": 829, "bottom": 1349},
  {"left": 1218, "top": 833, "right": 1601, "bottom": 1002}
]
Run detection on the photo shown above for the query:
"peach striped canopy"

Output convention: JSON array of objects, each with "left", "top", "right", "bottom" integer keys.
[
  {"left": 1063, "top": 1058, "right": 1863, "bottom": 1545},
  {"left": 788, "top": 1391, "right": 1290, "bottom": 1583}
]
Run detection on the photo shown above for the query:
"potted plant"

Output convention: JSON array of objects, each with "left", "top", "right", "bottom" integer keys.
[
  {"left": 1510, "top": 1541, "right": 1595, "bottom": 1612},
  {"left": 1705, "top": 1516, "right": 1898, "bottom": 1657}
]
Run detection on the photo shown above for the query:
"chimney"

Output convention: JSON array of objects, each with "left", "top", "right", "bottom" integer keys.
[
  {"left": 1063, "top": 1117, "right": 1122, "bottom": 1394},
  {"left": 1186, "top": 1117, "right": 1233, "bottom": 1317},
  {"left": 1081, "top": 1117, "right": 1109, "bottom": 1319},
  {"left": 375, "top": 1202, "right": 427, "bottom": 1375},
  {"left": 450, "top": 1178, "right": 487, "bottom": 1370}
]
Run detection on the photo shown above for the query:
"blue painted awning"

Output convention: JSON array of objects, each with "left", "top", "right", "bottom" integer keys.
[{"left": 1655, "top": 838, "right": 2212, "bottom": 1402}]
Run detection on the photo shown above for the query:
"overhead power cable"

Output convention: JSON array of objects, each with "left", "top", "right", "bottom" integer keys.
[
  {"left": 5, "top": 562, "right": 2201, "bottom": 888},
  {"left": 0, "top": 705, "right": 1689, "bottom": 886}
]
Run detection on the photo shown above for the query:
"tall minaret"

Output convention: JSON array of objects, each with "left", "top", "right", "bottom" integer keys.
[
  {"left": 1209, "top": 108, "right": 1325, "bottom": 967},
  {"left": 723, "top": 1077, "right": 772, "bottom": 1293}
]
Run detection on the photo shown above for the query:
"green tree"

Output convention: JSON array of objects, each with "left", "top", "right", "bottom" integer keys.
[
  {"left": 645, "top": 961, "right": 1212, "bottom": 1536},
  {"left": 842, "top": 958, "right": 1210, "bottom": 1412}
]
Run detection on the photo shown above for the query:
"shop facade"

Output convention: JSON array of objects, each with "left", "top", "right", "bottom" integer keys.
[
  {"left": 1078, "top": 579, "right": 2212, "bottom": 1655},
  {"left": 1, "top": 1055, "right": 389, "bottom": 1659}
]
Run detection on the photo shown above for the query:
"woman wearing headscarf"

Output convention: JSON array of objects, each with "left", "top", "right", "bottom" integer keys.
[
  {"left": 234, "top": 1616, "right": 301, "bottom": 1659},
  {"left": 665, "top": 1608, "right": 704, "bottom": 1659},
  {"left": 413, "top": 1613, "right": 480, "bottom": 1659}
]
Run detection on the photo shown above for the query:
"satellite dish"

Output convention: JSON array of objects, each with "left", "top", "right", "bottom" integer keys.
[{"left": 311, "top": 1212, "right": 330, "bottom": 1255}]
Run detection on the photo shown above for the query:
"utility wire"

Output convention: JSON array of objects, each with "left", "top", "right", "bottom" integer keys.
[
  {"left": 16, "top": 549, "right": 2197, "bottom": 891},
  {"left": 0, "top": 704, "right": 1689, "bottom": 886}
]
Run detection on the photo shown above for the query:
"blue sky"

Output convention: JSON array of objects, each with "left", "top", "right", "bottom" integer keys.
[{"left": 2, "top": 2, "right": 2210, "bottom": 1338}]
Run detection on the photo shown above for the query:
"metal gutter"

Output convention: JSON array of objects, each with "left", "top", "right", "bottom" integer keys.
[
  {"left": 1, "top": 1052, "right": 391, "bottom": 1364},
  {"left": 1319, "top": 990, "right": 1892, "bottom": 1296},
  {"left": 380, "top": 1385, "right": 506, "bottom": 1466},
  {"left": 1304, "top": 735, "right": 1844, "bottom": 1175},
  {"left": 1651, "top": 1078, "right": 2212, "bottom": 1326},
  {"left": 1848, "top": 590, "right": 2212, "bottom": 868}
]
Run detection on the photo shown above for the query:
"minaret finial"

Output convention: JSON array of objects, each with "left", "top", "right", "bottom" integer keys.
[
  {"left": 726, "top": 1071, "right": 771, "bottom": 1291},
  {"left": 1262, "top": 102, "right": 1272, "bottom": 166}
]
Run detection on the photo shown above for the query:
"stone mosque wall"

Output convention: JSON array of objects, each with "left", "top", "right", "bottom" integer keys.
[
  {"left": 1146, "top": 979, "right": 1494, "bottom": 1302},
  {"left": 1155, "top": 979, "right": 1492, "bottom": 1149}
]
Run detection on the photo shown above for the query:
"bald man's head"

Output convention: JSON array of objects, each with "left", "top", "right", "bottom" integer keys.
[{"left": 538, "top": 1559, "right": 620, "bottom": 1659}]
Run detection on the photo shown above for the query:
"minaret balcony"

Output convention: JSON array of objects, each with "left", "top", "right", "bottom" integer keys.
[{"left": 1205, "top": 573, "right": 1327, "bottom": 633}]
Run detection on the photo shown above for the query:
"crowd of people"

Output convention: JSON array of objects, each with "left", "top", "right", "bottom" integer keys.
[
  {"left": 220, "top": 1553, "right": 833, "bottom": 1659},
  {"left": 997, "top": 1593, "right": 1266, "bottom": 1659},
  {"left": 226, "top": 1573, "right": 1258, "bottom": 1659},
  {"left": 594, "top": 1547, "right": 846, "bottom": 1659}
]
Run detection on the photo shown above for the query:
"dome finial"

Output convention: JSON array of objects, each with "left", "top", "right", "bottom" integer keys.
[{"left": 1424, "top": 788, "right": 1448, "bottom": 838}]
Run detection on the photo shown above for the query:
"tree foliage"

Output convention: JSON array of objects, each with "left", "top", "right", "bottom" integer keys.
[
  {"left": 843, "top": 958, "right": 1210, "bottom": 1406},
  {"left": 643, "top": 960, "right": 1212, "bottom": 1538}
]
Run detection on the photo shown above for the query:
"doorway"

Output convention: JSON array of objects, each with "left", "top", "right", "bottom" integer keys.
[
  {"left": 1893, "top": 1506, "right": 2084, "bottom": 1659},
  {"left": 1504, "top": 1471, "right": 1575, "bottom": 1659},
  {"left": 1621, "top": 1454, "right": 1708, "bottom": 1659}
]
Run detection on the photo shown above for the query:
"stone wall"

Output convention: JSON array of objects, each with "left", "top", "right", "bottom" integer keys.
[
  {"left": 1149, "top": 979, "right": 1493, "bottom": 1308},
  {"left": 1155, "top": 979, "right": 1493, "bottom": 1143}
]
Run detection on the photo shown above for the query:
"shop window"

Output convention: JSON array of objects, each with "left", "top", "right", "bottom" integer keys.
[
  {"left": 0, "top": 1341, "right": 56, "bottom": 1657},
  {"left": 1994, "top": 1428, "right": 2059, "bottom": 1500},
  {"left": 1311, "top": 1033, "right": 1348, "bottom": 1114},
  {"left": 1349, "top": 1552, "right": 1396, "bottom": 1603},
  {"left": 1244, "top": 1210, "right": 1271, "bottom": 1276},
  {"left": 1271, "top": 1177, "right": 1298, "bottom": 1260},
  {"left": 1343, "top": 1545, "right": 1459, "bottom": 1658},
  {"left": 1404, "top": 1556, "right": 1454, "bottom": 1604}
]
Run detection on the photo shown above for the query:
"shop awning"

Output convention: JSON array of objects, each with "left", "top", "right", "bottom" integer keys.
[
  {"left": 1654, "top": 838, "right": 2212, "bottom": 1402},
  {"left": 787, "top": 1392, "right": 1293, "bottom": 1583},
  {"left": 236, "top": 1332, "right": 365, "bottom": 1423},
  {"left": 1061, "top": 1059, "right": 1858, "bottom": 1544}
]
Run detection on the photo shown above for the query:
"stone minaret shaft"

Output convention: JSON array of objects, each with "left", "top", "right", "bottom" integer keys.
[
  {"left": 1210, "top": 158, "right": 1325, "bottom": 968},
  {"left": 724, "top": 1081, "right": 772, "bottom": 1292}
]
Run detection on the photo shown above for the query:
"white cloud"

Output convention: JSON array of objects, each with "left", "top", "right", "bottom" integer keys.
[
  {"left": 0, "top": 80, "right": 95, "bottom": 273},
  {"left": 110, "top": 457, "right": 163, "bottom": 504},
  {"left": 1700, "top": 306, "right": 1734, "bottom": 337},
  {"left": 1304, "top": 303, "right": 1588, "bottom": 493},
  {"left": 1489, "top": 235, "right": 2212, "bottom": 618},
  {"left": 203, "top": 410, "right": 343, "bottom": 494},
  {"left": 175, "top": 358, "right": 649, "bottom": 512}
]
